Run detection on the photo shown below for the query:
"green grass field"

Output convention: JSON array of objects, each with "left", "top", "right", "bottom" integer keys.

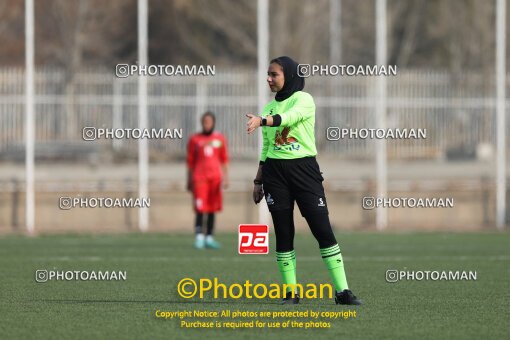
[{"left": 1, "top": 232, "right": 508, "bottom": 339}]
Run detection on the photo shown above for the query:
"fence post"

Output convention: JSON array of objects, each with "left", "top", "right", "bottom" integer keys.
[
  {"left": 362, "top": 177, "right": 375, "bottom": 227},
  {"left": 112, "top": 78, "right": 123, "bottom": 151},
  {"left": 11, "top": 178, "right": 19, "bottom": 230},
  {"left": 481, "top": 175, "right": 490, "bottom": 226},
  {"left": 195, "top": 78, "right": 207, "bottom": 131},
  {"left": 124, "top": 177, "right": 133, "bottom": 230},
  {"left": 245, "top": 178, "right": 254, "bottom": 223}
]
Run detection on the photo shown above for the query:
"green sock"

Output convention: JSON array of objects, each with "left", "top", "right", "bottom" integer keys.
[
  {"left": 320, "top": 244, "right": 349, "bottom": 292},
  {"left": 292, "top": 253, "right": 296, "bottom": 274},
  {"left": 276, "top": 250, "right": 297, "bottom": 293}
]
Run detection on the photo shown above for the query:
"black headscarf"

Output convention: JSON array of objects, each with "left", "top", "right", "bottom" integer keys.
[
  {"left": 201, "top": 111, "right": 215, "bottom": 136},
  {"left": 272, "top": 56, "right": 305, "bottom": 102}
]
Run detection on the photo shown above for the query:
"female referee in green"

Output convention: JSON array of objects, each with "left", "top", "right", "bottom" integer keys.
[{"left": 246, "top": 56, "right": 362, "bottom": 305}]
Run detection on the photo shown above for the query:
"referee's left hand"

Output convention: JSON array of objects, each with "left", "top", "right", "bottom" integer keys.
[
  {"left": 253, "top": 184, "right": 264, "bottom": 204},
  {"left": 246, "top": 114, "right": 261, "bottom": 134}
]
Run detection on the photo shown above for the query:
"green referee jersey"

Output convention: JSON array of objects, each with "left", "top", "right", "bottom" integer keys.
[{"left": 260, "top": 91, "right": 317, "bottom": 162}]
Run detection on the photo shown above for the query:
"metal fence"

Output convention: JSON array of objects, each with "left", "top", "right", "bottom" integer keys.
[{"left": 0, "top": 68, "right": 507, "bottom": 160}]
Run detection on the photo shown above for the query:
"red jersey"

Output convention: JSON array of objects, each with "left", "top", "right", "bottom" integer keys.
[{"left": 187, "top": 132, "right": 228, "bottom": 181}]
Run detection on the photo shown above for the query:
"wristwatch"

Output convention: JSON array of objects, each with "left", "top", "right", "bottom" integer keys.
[{"left": 261, "top": 117, "right": 267, "bottom": 126}]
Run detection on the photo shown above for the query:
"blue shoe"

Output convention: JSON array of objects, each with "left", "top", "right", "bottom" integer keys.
[
  {"left": 194, "top": 235, "right": 205, "bottom": 249},
  {"left": 205, "top": 237, "right": 221, "bottom": 249}
]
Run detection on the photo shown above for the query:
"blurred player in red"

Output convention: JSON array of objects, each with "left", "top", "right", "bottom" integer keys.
[{"left": 187, "top": 111, "right": 229, "bottom": 249}]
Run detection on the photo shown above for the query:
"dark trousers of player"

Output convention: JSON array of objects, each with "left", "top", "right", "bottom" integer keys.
[
  {"left": 262, "top": 157, "right": 337, "bottom": 252},
  {"left": 195, "top": 213, "right": 215, "bottom": 235}
]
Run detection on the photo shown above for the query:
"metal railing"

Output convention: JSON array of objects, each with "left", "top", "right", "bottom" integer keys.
[{"left": 0, "top": 68, "right": 506, "bottom": 160}]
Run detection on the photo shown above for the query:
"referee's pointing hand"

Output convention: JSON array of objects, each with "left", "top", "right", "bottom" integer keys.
[{"left": 246, "top": 114, "right": 261, "bottom": 134}]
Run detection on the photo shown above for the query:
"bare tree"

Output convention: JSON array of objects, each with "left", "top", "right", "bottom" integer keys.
[{"left": 0, "top": 0, "right": 502, "bottom": 73}]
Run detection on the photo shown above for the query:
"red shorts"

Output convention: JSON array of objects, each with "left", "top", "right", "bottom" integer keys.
[{"left": 192, "top": 177, "right": 223, "bottom": 213}]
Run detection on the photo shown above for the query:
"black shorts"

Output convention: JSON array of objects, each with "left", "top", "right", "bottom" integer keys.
[{"left": 262, "top": 157, "right": 329, "bottom": 216}]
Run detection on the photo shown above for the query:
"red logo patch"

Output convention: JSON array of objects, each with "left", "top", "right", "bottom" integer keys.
[{"left": 238, "top": 224, "right": 269, "bottom": 254}]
